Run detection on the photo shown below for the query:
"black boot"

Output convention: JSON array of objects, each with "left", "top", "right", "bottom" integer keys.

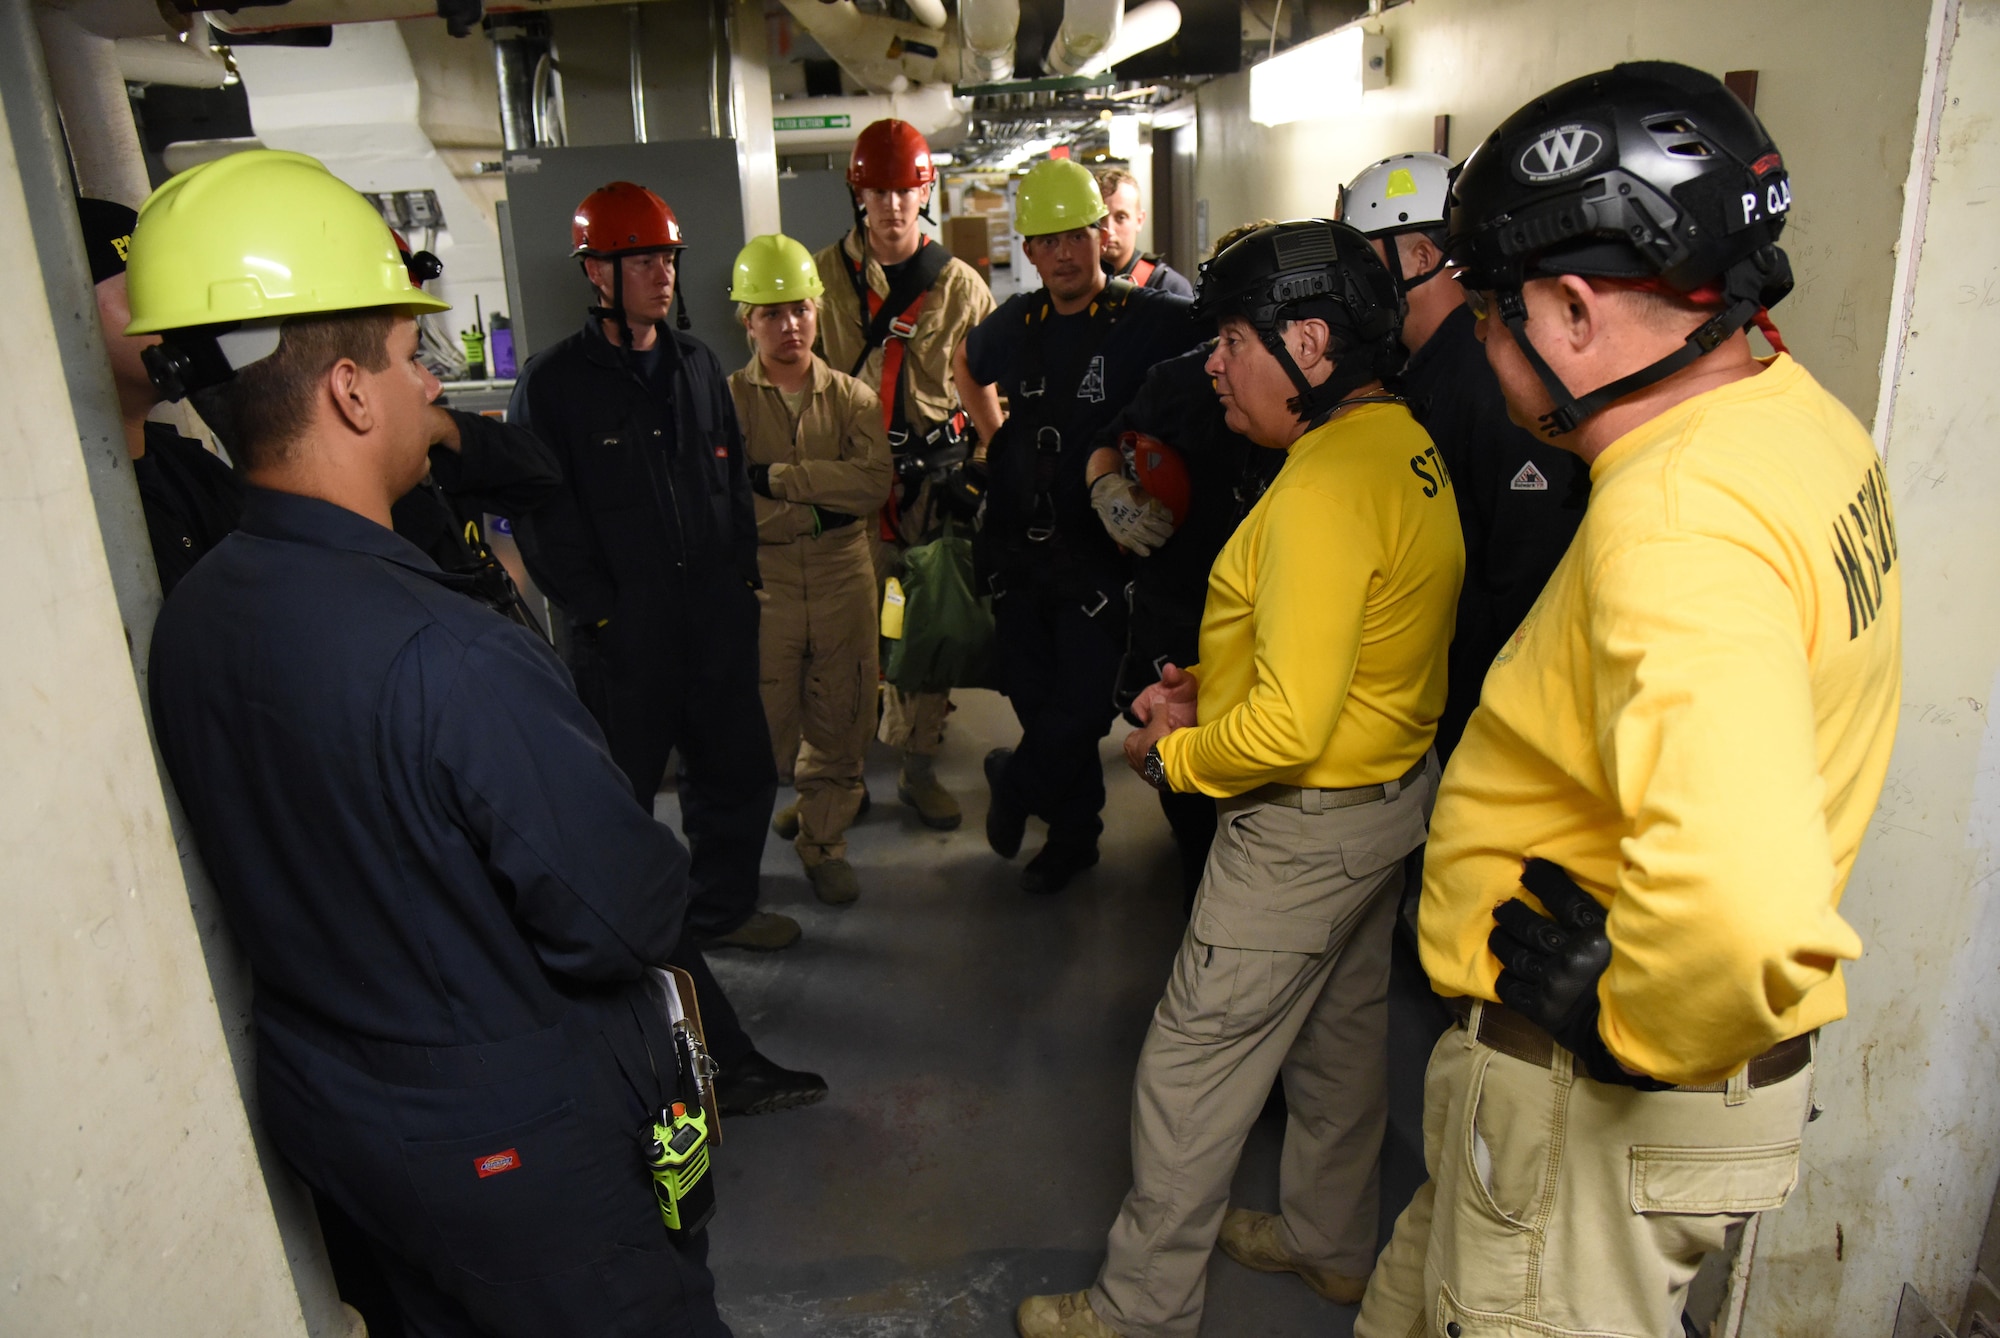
[
  {"left": 1021, "top": 839, "right": 1099, "bottom": 895},
  {"left": 715, "top": 1050, "right": 828, "bottom": 1116}
]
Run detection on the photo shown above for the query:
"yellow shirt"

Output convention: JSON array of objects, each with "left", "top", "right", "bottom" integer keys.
[
  {"left": 1420, "top": 355, "right": 1902, "bottom": 1085},
  {"left": 1157, "top": 401, "right": 1464, "bottom": 797}
]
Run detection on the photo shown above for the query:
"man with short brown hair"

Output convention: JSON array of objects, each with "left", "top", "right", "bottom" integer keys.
[{"left": 1094, "top": 166, "right": 1191, "bottom": 297}]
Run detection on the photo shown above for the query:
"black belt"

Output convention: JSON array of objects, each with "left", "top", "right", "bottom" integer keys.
[
  {"left": 1447, "top": 996, "right": 1814, "bottom": 1092},
  {"left": 818, "top": 509, "right": 861, "bottom": 531}
]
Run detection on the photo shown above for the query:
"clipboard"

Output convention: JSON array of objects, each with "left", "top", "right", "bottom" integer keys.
[{"left": 646, "top": 965, "right": 722, "bottom": 1145}]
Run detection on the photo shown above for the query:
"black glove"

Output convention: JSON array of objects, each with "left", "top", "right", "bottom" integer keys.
[
  {"left": 747, "top": 463, "right": 775, "bottom": 498},
  {"left": 1488, "top": 859, "right": 1669, "bottom": 1089},
  {"left": 937, "top": 458, "right": 987, "bottom": 521}
]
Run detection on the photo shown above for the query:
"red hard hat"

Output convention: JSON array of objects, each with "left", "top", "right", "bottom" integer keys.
[
  {"left": 848, "top": 119, "right": 938, "bottom": 192},
  {"left": 1125, "top": 431, "right": 1191, "bottom": 528},
  {"left": 572, "top": 182, "right": 685, "bottom": 257}
]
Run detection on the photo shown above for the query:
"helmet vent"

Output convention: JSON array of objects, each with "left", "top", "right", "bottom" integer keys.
[{"left": 1646, "top": 115, "right": 1717, "bottom": 157}]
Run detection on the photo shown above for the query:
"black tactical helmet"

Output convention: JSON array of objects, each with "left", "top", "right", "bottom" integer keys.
[
  {"left": 1448, "top": 61, "right": 1794, "bottom": 435},
  {"left": 1191, "top": 218, "right": 1407, "bottom": 424}
]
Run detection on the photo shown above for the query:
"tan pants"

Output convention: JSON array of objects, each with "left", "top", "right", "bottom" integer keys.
[
  {"left": 757, "top": 527, "right": 879, "bottom": 867},
  {"left": 1090, "top": 761, "right": 1435, "bottom": 1337},
  {"left": 869, "top": 490, "right": 951, "bottom": 759},
  {"left": 1355, "top": 1010, "right": 1814, "bottom": 1338}
]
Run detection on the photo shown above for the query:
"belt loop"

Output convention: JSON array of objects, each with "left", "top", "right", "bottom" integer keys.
[
  {"left": 1465, "top": 999, "right": 1484, "bottom": 1048},
  {"left": 1383, "top": 776, "right": 1402, "bottom": 801},
  {"left": 1725, "top": 1064, "right": 1751, "bottom": 1107},
  {"left": 1300, "top": 787, "right": 1323, "bottom": 815},
  {"left": 1550, "top": 1044, "right": 1575, "bottom": 1088}
]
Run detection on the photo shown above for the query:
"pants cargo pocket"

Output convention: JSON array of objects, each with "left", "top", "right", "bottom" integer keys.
[
  {"left": 1437, "top": 1284, "right": 1632, "bottom": 1337},
  {"left": 402, "top": 1100, "right": 640, "bottom": 1284},
  {"left": 1628, "top": 1140, "right": 1800, "bottom": 1214}
]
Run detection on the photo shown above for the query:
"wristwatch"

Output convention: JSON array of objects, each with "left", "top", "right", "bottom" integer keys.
[{"left": 1141, "top": 743, "right": 1169, "bottom": 792}]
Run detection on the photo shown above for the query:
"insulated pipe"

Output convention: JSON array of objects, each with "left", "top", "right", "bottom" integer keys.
[
  {"left": 114, "top": 35, "right": 230, "bottom": 87},
  {"left": 33, "top": 7, "right": 151, "bottom": 206},
  {"left": 771, "top": 83, "right": 968, "bottom": 153},
  {"left": 775, "top": 0, "right": 955, "bottom": 93},
  {"left": 1073, "top": 0, "right": 1179, "bottom": 75},
  {"left": 1043, "top": 0, "right": 1119, "bottom": 77},
  {"left": 902, "top": 0, "right": 949, "bottom": 31},
  {"left": 956, "top": 0, "right": 1019, "bottom": 83}
]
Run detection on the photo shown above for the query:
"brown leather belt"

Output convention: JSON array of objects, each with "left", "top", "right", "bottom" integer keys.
[{"left": 1447, "top": 996, "right": 1813, "bottom": 1092}]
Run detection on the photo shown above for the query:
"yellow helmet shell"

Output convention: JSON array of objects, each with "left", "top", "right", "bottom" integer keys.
[
  {"left": 729, "top": 233, "right": 825, "bottom": 306},
  {"left": 125, "top": 148, "right": 449, "bottom": 335},
  {"left": 1014, "top": 158, "right": 1108, "bottom": 238}
]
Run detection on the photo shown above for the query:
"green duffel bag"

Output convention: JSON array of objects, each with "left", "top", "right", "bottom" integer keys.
[{"left": 883, "top": 521, "right": 995, "bottom": 693}]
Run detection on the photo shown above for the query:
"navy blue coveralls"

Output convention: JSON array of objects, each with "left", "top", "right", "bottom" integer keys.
[
  {"left": 509, "top": 319, "right": 776, "bottom": 942},
  {"left": 966, "top": 284, "right": 1203, "bottom": 856},
  {"left": 1091, "top": 345, "right": 1283, "bottom": 905},
  {"left": 149, "top": 489, "right": 729, "bottom": 1338}
]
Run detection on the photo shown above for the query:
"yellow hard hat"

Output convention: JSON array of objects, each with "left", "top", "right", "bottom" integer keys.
[
  {"left": 125, "top": 148, "right": 449, "bottom": 335},
  {"left": 729, "top": 233, "right": 824, "bottom": 305},
  {"left": 1014, "top": 158, "right": 1108, "bottom": 238}
]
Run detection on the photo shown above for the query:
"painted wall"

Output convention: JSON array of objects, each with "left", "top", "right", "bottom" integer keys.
[
  {"left": 1743, "top": 1, "right": 2000, "bottom": 1330},
  {"left": 0, "top": 73, "right": 309, "bottom": 1338},
  {"left": 1192, "top": 0, "right": 1933, "bottom": 422}
]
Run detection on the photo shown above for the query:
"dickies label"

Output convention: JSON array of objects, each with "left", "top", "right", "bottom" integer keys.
[{"left": 475, "top": 1148, "right": 522, "bottom": 1178}]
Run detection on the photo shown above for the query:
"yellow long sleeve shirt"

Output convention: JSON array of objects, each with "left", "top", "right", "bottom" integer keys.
[
  {"left": 1157, "top": 401, "right": 1464, "bottom": 797},
  {"left": 1420, "top": 354, "right": 1902, "bottom": 1085}
]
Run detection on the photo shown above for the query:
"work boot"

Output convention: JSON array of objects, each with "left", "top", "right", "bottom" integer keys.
[
  {"left": 1021, "top": 840, "right": 1099, "bottom": 895},
  {"left": 773, "top": 788, "right": 869, "bottom": 841},
  {"left": 897, "top": 753, "right": 963, "bottom": 830},
  {"left": 807, "top": 858, "right": 860, "bottom": 906},
  {"left": 715, "top": 1050, "right": 828, "bottom": 1116},
  {"left": 1015, "top": 1291, "right": 1122, "bottom": 1338},
  {"left": 985, "top": 747, "right": 1026, "bottom": 859},
  {"left": 701, "top": 910, "right": 802, "bottom": 952},
  {"left": 1216, "top": 1208, "right": 1369, "bottom": 1304}
]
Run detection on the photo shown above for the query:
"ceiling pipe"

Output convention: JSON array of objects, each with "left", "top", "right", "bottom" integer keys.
[
  {"left": 1073, "top": 0, "right": 1178, "bottom": 75},
  {"left": 1043, "top": 0, "right": 1119, "bottom": 76},
  {"left": 902, "top": 0, "right": 949, "bottom": 32},
  {"left": 956, "top": 0, "right": 1019, "bottom": 82},
  {"left": 115, "top": 35, "right": 231, "bottom": 87},
  {"left": 772, "top": 82, "right": 968, "bottom": 153},
  {"left": 775, "top": 0, "right": 956, "bottom": 93}
]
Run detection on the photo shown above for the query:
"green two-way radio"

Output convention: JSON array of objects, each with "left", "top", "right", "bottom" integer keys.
[{"left": 643, "top": 1101, "right": 715, "bottom": 1242}]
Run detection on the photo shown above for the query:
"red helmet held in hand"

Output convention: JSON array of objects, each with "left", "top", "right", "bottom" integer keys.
[
  {"left": 571, "top": 182, "right": 685, "bottom": 257},
  {"left": 848, "top": 120, "right": 938, "bottom": 193}
]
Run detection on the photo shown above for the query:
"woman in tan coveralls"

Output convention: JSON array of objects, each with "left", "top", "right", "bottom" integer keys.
[{"left": 729, "top": 234, "right": 894, "bottom": 906}]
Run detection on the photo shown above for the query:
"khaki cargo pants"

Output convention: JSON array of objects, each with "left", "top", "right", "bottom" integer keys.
[
  {"left": 1355, "top": 1007, "right": 1814, "bottom": 1338},
  {"left": 757, "top": 526, "right": 879, "bottom": 867},
  {"left": 1089, "top": 758, "right": 1436, "bottom": 1337}
]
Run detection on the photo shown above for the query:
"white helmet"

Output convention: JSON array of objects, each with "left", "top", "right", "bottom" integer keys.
[{"left": 1338, "top": 152, "right": 1454, "bottom": 291}]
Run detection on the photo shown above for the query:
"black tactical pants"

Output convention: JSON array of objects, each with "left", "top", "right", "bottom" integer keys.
[
  {"left": 566, "top": 576, "right": 777, "bottom": 941},
  {"left": 992, "top": 578, "right": 1125, "bottom": 851}
]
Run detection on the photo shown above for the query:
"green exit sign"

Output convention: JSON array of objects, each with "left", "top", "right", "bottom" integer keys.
[{"left": 774, "top": 113, "right": 852, "bottom": 131}]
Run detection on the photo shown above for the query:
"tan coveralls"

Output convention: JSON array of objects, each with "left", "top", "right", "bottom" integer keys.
[
  {"left": 813, "top": 227, "right": 995, "bottom": 756},
  {"left": 729, "top": 353, "right": 893, "bottom": 868}
]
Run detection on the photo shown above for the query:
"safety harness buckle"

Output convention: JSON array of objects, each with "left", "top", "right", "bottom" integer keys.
[
  {"left": 888, "top": 315, "right": 919, "bottom": 340},
  {"left": 1080, "top": 590, "right": 1109, "bottom": 617}
]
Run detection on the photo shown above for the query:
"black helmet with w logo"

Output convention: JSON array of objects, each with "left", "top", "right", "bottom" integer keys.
[{"left": 1447, "top": 62, "right": 1795, "bottom": 434}]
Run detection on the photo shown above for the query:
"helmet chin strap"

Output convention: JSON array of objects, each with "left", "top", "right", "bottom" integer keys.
[
  {"left": 1381, "top": 234, "right": 1450, "bottom": 297},
  {"left": 1259, "top": 325, "right": 1383, "bottom": 427},
  {"left": 1497, "top": 282, "right": 1760, "bottom": 437}
]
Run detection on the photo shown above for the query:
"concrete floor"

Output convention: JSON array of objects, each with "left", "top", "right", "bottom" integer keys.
[{"left": 661, "top": 688, "right": 1435, "bottom": 1338}]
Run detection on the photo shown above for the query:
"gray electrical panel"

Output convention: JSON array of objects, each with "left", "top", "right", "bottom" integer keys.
[{"left": 500, "top": 139, "right": 752, "bottom": 368}]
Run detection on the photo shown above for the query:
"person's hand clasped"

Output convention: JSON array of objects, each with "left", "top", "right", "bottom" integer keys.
[{"left": 1124, "top": 664, "right": 1199, "bottom": 778}]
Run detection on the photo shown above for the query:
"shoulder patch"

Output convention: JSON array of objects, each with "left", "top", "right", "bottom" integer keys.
[{"left": 1510, "top": 461, "right": 1550, "bottom": 491}]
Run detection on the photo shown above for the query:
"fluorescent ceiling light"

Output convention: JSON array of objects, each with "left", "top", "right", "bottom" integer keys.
[{"left": 1249, "top": 26, "right": 1388, "bottom": 127}]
